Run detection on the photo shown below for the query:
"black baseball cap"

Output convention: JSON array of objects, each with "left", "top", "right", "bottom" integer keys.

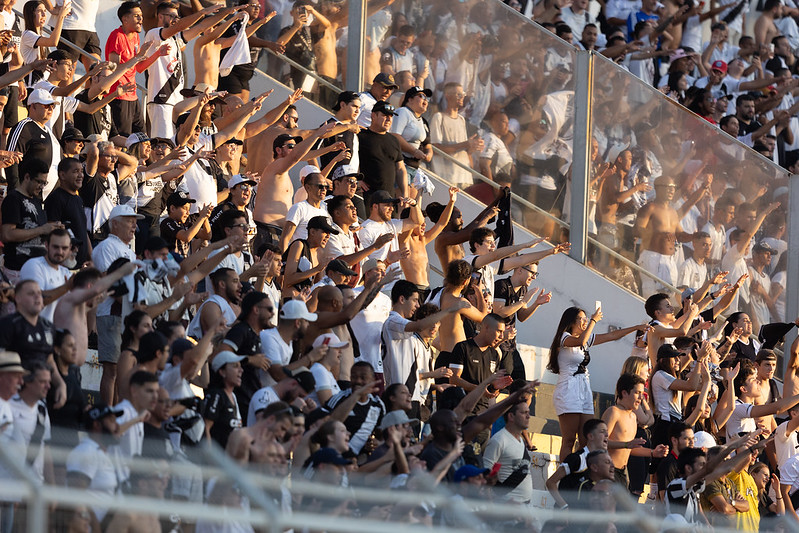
[
  {"left": 62, "top": 127, "right": 89, "bottom": 143},
  {"left": 87, "top": 403, "right": 123, "bottom": 422},
  {"left": 657, "top": 343, "right": 682, "bottom": 359},
  {"left": 372, "top": 101, "right": 397, "bottom": 116},
  {"left": 401, "top": 86, "right": 432, "bottom": 106},
  {"left": 144, "top": 236, "right": 170, "bottom": 252},
  {"left": 372, "top": 72, "right": 398, "bottom": 89},
  {"left": 326, "top": 258, "right": 357, "bottom": 276},
  {"left": 285, "top": 366, "right": 316, "bottom": 394},
  {"left": 167, "top": 191, "right": 196, "bottom": 207},
  {"left": 273, "top": 133, "right": 303, "bottom": 151},
  {"left": 306, "top": 216, "right": 339, "bottom": 235},
  {"left": 369, "top": 190, "right": 398, "bottom": 206}
]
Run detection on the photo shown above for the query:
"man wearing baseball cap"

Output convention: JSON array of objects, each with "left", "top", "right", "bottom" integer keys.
[
  {"left": 247, "top": 366, "right": 316, "bottom": 426},
  {"left": 696, "top": 59, "right": 774, "bottom": 103},
  {"left": 260, "top": 300, "right": 320, "bottom": 387},
  {"left": 358, "top": 73, "right": 399, "bottom": 128},
  {"left": 208, "top": 174, "right": 257, "bottom": 241},
  {"left": 92, "top": 203, "right": 143, "bottom": 405},
  {"left": 161, "top": 191, "right": 208, "bottom": 259},
  {"left": 358, "top": 100, "right": 406, "bottom": 204},
  {"left": 6, "top": 88, "right": 60, "bottom": 195}
]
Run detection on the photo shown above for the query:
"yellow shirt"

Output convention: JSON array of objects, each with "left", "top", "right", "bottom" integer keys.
[{"left": 728, "top": 470, "right": 760, "bottom": 532}]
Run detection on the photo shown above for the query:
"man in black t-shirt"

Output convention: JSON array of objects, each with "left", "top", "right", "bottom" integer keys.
[
  {"left": 45, "top": 157, "right": 91, "bottom": 266},
  {"left": 1, "top": 159, "right": 62, "bottom": 277},
  {"left": 161, "top": 192, "right": 211, "bottom": 259},
  {"left": 657, "top": 422, "right": 695, "bottom": 500},
  {"left": 449, "top": 313, "right": 507, "bottom": 415},
  {"left": 222, "top": 291, "right": 275, "bottom": 423},
  {"left": 357, "top": 101, "right": 406, "bottom": 203},
  {"left": 545, "top": 419, "right": 609, "bottom": 509},
  {"left": 493, "top": 264, "right": 552, "bottom": 379},
  {"left": 0, "top": 279, "right": 66, "bottom": 402}
]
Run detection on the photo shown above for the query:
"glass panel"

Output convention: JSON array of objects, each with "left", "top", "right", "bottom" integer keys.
[{"left": 589, "top": 52, "right": 791, "bottom": 353}]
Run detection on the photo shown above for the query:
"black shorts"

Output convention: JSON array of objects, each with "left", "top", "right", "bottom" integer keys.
[
  {"left": 110, "top": 98, "right": 144, "bottom": 137},
  {"left": 2, "top": 85, "right": 17, "bottom": 130},
  {"left": 218, "top": 67, "right": 255, "bottom": 94},
  {"left": 59, "top": 30, "right": 101, "bottom": 60}
]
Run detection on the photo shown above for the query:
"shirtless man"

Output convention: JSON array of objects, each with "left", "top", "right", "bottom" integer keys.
[
  {"left": 252, "top": 121, "right": 336, "bottom": 247},
  {"left": 52, "top": 263, "right": 137, "bottom": 366},
  {"left": 754, "top": 0, "right": 783, "bottom": 46},
  {"left": 644, "top": 292, "right": 701, "bottom": 366},
  {"left": 192, "top": 6, "right": 248, "bottom": 88},
  {"left": 635, "top": 175, "right": 708, "bottom": 254},
  {"left": 430, "top": 191, "right": 503, "bottom": 271},
  {"left": 596, "top": 150, "right": 650, "bottom": 247},
  {"left": 104, "top": 461, "right": 169, "bottom": 532},
  {"left": 603, "top": 373, "right": 668, "bottom": 490},
  {"left": 437, "top": 260, "right": 490, "bottom": 358},
  {"left": 400, "top": 186, "right": 458, "bottom": 294},
  {"left": 226, "top": 400, "right": 294, "bottom": 464}
]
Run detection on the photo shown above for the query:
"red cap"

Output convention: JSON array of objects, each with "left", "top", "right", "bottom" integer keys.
[{"left": 711, "top": 60, "right": 727, "bottom": 74}]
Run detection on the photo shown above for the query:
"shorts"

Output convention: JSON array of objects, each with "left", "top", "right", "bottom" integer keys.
[
  {"left": 58, "top": 30, "right": 101, "bottom": 60},
  {"left": 415, "top": 284, "right": 431, "bottom": 304},
  {"left": 97, "top": 314, "right": 123, "bottom": 364},
  {"left": 553, "top": 374, "right": 594, "bottom": 416},
  {"left": 147, "top": 103, "right": 176, "bottom": 139},
  {"left": 218, "top": 67, "right": 254, "bottom": 94},
  {"left": 3, "top": 85, "right": 18, "bottom": 130},
  {"left": 110, "top": 99, "right": 144, "bottom": 137},
  {"left": 614, "top": 466, "right": 629, "bottom": 489}
]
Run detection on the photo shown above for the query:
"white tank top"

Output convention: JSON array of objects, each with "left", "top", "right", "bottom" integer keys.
[{"left": 187, "top": 295, "right": 236, "bottom": 339}]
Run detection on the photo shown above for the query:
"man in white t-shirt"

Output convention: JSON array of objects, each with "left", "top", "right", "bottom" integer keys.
[
  {"left": 483, "top": 400, "right": 535, "bottom": 503},
  {"left": 350, "top": 259, "right": 392, "bottom": 377},
  {"left": 479, "top": 110, "right": 514, "bottom": 182},
  {"left": 9, "top": 362, "right": 51, "bottom": 482},
  {"left": 260, "top": 300, "right": 326, "bottom": 387},
  {"left": 18, "top": 228, "right": 71, "bottom": 323},
  {"left": 65, "top": 403, "right": 123, "bottom": 523},
  {"left": 247, "top": 368, "right": 315, "bottom": 426},
  {"left": 112, "top": 371, "right": 158, "bottom": 483},
  {"left": 749, "top": 241, "right": 776, "bottom": 330},
  {"left": 143, "top": 2, "right": 227, "bottom": 139},
  {"left": 677, "top": 231, "right": 711, "bottom": 291},
  {"left": 309, "top": 333, "right": 348, "bottom": 405},
  {"left": 358, "top": 191, "right": 420, "bottom": 284},
  {"left": 775, "top": 403, "right": 799, "bottom": 469},
  {"left": 429, "top": 82, "right": 483, "bottom": 188},
  {"left": 280, "top": 165, "right": 329, "bottom": 251}
]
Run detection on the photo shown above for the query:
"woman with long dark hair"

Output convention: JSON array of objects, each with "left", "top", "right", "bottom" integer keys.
[
  {"left": 114, "top": 310, "right": 153, "bottom": 402},
  {"left": 548, "top": 305, "right": 650, "bottom": 460}
]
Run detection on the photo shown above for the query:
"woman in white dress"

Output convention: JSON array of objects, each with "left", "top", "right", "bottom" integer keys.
[{"left": 548, "top": 305, "right": 651, "bottom": 460}]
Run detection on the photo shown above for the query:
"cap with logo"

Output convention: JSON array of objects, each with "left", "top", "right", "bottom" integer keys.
[
  {"left": 227, "top": 174, "right": 257, "bottom": 189},
  {"left": 372, "top": 101, "right": 398, "bottom": 116},
  {"left": 331, "top": 165, "right": 363, "bottom": 181},
  {"left": 312, "top": 332, "right": 349, "bottom": 349},
  {"left": 307, "top": 216, "right": 339, "bottom": 235},
  {"left": 167, "top": 191, "right": 197, "bottom": 207},
  {"left": 372, "top": 73, "right": 399, "bottom": 89},
  {"left": 125, "top": 132, "right": 150, "bottom": 149},
  {"left": 87, "top": 402, "right": 124, "bottom": 422},
  {"left": 711, "top": 60, "right": 728, "bottom": 74},
  {"left": 285, "top": 366, "right": 316, "bottom": 393}
]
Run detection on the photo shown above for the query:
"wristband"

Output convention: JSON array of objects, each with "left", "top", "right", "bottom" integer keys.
[{"left": 558, "top": 503, "right": 569, "bottom": 510}]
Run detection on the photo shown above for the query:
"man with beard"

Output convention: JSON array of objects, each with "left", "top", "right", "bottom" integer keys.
[
  {"left": 261, "top": 300, "right": 326, "bottom": 386},
  {"left": 1, "top": 159, "right": 63, "bottom": 283},
  {"left": 187, "top": 267, "right": 241, "bottom": 340},
  {"left": 18, "top": 228, "right": 71, "bottom": 323},
  {"left": 358, "top": 73, "right": 398, "bottom": 128},
  {"left": 221, "top": 291, "right": 275, "bottom": 424},
  {"left": 45, "top": 158, "right": 90, "bottom": 266},
  {"left": 247, "top": 368, "right": 316, "bottom": 426},
  {"left": 735, "top": 94, "right": 762, "bottom": 136},
  {"left": 66, "top": 402, "right": 124, "bottom": 525},
  {"left": 603, "top": 373, "right": 669, "bottom": 491}
]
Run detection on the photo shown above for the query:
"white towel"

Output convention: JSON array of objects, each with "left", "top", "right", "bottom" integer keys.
[{"left": 219, "top": 13, "right": 250, "bottom": 78}]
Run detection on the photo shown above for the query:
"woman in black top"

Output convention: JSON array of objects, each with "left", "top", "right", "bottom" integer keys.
[
  {"left": 47, "top": 329, "right": 85, "bottom": 484},
  {"left": 282, "top": 215, "right": 338, "bottom": 298},
  {"left": 115, "top": 310, "right": 153, "bottom": 403},
  {"left": 750, "top": 461, "right": 784, "bottom": 518}
]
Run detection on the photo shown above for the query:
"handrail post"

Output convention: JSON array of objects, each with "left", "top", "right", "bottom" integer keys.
[
  {"left": 346, "top": 0, "right": 366, "bottom": 92},
  {"left": 785, "top": 172, "right": 799, "bottom": 378},
  {"left": 569, "top": 50, "right": 593, "bottom": 264}
]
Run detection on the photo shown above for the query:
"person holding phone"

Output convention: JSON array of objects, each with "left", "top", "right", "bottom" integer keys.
[{"left": 547, "top": 305, "right": 652, "bottom": 461}]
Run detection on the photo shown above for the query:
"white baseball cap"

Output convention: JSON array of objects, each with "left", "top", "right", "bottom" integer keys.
[
  {"left": 228, "top": 174, "right": 257, "bottom": 189},
  {"left": 109, "top": 205, "right": 145, "bottom": 220},
  {"left": 28, "top": 88, "right": 56, "bottom": 106},
  {"left": 211, "top": 350, "right": 246, "bottom": 372},
  {"left": 279, "top": 300, "right": 318, "bottom": 321},
  {"left": 299, "top": 165, "right": 321, "bottom": 180},
  {"left": 312, "top": 332, "right": 348, "bottom": 349}
]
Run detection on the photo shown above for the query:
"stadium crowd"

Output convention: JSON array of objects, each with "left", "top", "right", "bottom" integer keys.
[{"left": 0, "top": 0, "right": 794, "bottom": 531}]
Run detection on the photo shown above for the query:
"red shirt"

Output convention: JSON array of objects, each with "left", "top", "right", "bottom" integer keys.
[{"left": 105, "top": 27, "right": 139, "bottom": 101}]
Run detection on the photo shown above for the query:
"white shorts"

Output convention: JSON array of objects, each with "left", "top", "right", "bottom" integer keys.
[
  {"left": 147, "top": 103, "right": 176, "bottom": 140},
  {"left": 553, "top": 374, "right": 594, "bottom": 416}
]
